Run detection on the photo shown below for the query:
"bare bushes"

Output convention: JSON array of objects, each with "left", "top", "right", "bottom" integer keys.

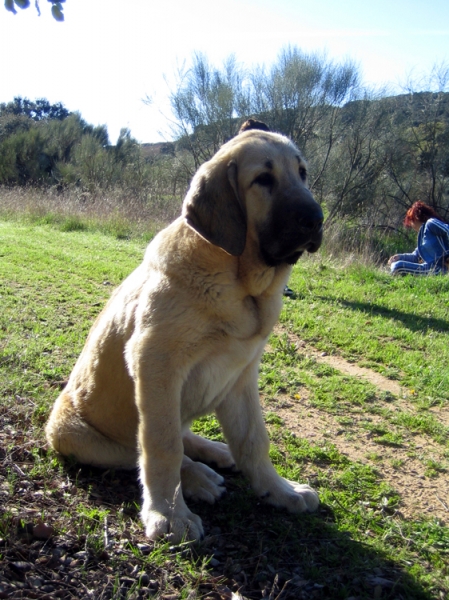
[{"left": 169, "top": 51, "right": 449, "bottom": 231}]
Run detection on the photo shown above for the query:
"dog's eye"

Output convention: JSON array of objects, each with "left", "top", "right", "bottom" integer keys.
[
  {"left": 299, "top": 166, "right": 307, "bottom": 182},
  {"left": 253, "top": 173, "right": 274, "bottom": 189}
]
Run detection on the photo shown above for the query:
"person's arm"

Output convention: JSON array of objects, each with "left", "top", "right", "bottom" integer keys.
[
  {"left": 388, "top": 248, "right": 420, "bottom": 264},
  {"left": 425, "top": 219, "right": 449, "bottom": 258}
]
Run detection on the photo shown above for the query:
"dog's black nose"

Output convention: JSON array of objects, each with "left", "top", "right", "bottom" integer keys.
[
  {"left": 298, "top": 216, "right": 324, "bottom": 235},
  {"left": 297, "top": 199, "right": 324, "bottom": 235}
]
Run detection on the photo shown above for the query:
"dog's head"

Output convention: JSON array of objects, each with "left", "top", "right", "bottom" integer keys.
[{"left": 183, "top": 123, "right": 323, "bottom": 266}]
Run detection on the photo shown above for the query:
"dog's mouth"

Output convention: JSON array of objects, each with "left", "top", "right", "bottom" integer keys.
[
  {"left": 276, "top": 236, "right": 323, "bottom": 265},
  {"left": 260, "top": 226, "right": 323, "bottom": 267}
]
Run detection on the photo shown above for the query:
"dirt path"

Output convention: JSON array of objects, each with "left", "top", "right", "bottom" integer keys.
[
  {"left": 266, "top": 325, "right": 449, "bottom": 523},
  {"left": 273, "top": 324, "right": 449, "bottom": 427},
  {"left": 273, "top": 324, "right": 403, "bottom": 396}
]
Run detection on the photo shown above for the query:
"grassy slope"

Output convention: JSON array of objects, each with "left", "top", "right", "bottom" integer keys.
[{"left": 0, "top": 220, "right": 448, "bottom": 599}]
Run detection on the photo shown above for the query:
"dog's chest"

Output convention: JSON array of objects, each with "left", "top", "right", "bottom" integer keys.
[
  {"left": 180, "top": 293, "right": 280, "bottom": 423},
  {"left": 180, "top": 333, "right": 264, "bottom": 422}
]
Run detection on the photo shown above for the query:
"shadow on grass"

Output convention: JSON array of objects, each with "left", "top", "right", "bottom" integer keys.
[
  {"left": 67, "top": 465, "right": 434, "bottom": 600},
  {"left": 332, "top": 298, "right": 449, "bottom": 334}
]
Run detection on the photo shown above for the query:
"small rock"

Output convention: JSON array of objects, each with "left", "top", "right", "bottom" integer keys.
[
  {"left": 10, "top": 561, "right": 32, "bottom": 573},
  {"left": 29, "top": 577, "right": 44, "bottom": 588},
  {"left": 41, "top": 585, "right": 56, "bottom": 593},
  {"left": 369, "top": 576, "right": 394, "bottom": 588},
  {"left": 216, "top": 584, "right": 233, "bottom": 599},
  {"left": 138, "top": 572, "right": 150, "bottom": 586},
  {"left": 69, "top": 559, "right": 80, "bottom": 567},
  {"left": 209, "top": 527, "right": 222, "bottom": 535},
  {"left": 33, "top": 522, "right": 55, "bottom": 540}
]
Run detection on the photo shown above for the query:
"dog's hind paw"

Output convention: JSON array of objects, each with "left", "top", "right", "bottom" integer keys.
[
  {"left": 183, "top": 432, "right": 235, "bottom": 469},
  {"left": 181, "top": 458, "right": 226, "bottom": 504},
  {"left": 260, "top": 478, "right": 320, "bottom": 513}
]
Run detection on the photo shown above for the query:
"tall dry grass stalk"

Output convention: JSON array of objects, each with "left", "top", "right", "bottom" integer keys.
[
  {"left": 321, "top": 219, "right": 413, "bottom": 267},
  {"left": 0, "top": 185, "right": 183, "bottom": 238}
]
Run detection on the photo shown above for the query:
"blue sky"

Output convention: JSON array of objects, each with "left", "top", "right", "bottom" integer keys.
[{"left": 1, "top": 0, "right": 448, "bottom": 143}]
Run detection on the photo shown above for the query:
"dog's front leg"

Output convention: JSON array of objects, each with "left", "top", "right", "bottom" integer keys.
[
  {"left": 131, "top": 346, "right": 203, "bottom": 543},
  {"left": 216, "top": 362, "right": 319, "bottom": 514}
]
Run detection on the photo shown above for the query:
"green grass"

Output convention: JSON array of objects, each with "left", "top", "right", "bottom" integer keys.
[
  {"left": 283, "top": 262, "right": 449, "bottom": 400},
  {"left": 1, "top": 219, "right": 449, "bottom": 598}
]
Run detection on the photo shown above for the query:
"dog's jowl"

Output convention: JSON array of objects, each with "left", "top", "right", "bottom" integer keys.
[{"left": 46, "top": 122, "right": 323, "bottom": 543}]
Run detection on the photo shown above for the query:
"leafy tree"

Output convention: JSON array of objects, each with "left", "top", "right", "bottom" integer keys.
[
  {"left": 114, "top": 128, "right": 140, "bottom": 164},
  {"left": 0, "top": 113, "right": 33, "bottom": 142},
  {"left": 70, "top": 134, "right": 114, "bottom": 190},
  {"left": 4, "top": 0, "right": 65, "bottom": 21},
  {"left": 0, "top": 97, "right": 113, "bottom": 186},
  {"left": 249, "top": 47, "right": 362, "bottom": 204},
  {"left": 169, "top": 47, "right": 366, "bottom": 212},
  {"left": 0, "top": 126, "right": 46, "bottom": 184},
  {"left": 0, "top": 97, "right": 70, "bottom": 121}
]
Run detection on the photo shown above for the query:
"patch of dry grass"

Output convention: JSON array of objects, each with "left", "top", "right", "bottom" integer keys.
[{"left": 0, "top": 185, "right": 182, "bottom": 239}]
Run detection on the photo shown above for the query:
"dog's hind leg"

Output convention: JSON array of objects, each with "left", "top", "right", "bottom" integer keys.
[
  {"left": 46, "top": 392, "right": 138, "bottom": 469},
  {"left": 182, "top": 429, "right": 235, "bottom": 469}
]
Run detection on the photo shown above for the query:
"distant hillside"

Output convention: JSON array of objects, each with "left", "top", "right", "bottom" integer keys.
[
  {"left": 140, "top": 142, "right": 175, "bottom": 159},
  {"left": 341, "top": 91, "right": 449, "bottom": 127}
]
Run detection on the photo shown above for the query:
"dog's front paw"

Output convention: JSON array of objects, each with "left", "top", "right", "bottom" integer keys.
[
  {"left": 261, "top": 478, "right": 319, "bottom": 513},
  {"left": 141, "top": 506, "right": 204, "bottom": 543}
]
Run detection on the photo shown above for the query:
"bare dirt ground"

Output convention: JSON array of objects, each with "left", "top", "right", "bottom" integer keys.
[{"left": 266, "top": 326, "right": 449, "bottom": 523}]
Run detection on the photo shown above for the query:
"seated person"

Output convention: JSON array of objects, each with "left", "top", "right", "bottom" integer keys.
[{"left": 388, "top": 201, "right": 449, "bottom": 275}]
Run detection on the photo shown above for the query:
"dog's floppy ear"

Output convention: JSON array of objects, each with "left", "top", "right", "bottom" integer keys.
[
  {"left": 183, "top": 159, "right": 247, "bottom": 256},
  {"left": 239, "top": 119, "right": 270, "bottom": 133}
]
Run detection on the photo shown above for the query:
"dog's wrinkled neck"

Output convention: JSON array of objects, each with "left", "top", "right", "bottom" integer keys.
[{"left": 236, "top": 236, "right": 291, "bottom": 298}]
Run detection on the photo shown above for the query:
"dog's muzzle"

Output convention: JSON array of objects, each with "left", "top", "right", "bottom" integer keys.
[
  {"left": 259, "top": 189, "right": 324, "bottom": 266},
  {"left": 296, "top": 212, "right": 323, "bottom": 253}
]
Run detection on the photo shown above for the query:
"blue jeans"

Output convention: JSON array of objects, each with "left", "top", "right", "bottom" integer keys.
[{"left": 390, "top": 259, "right": 446, "bottom": 276}]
